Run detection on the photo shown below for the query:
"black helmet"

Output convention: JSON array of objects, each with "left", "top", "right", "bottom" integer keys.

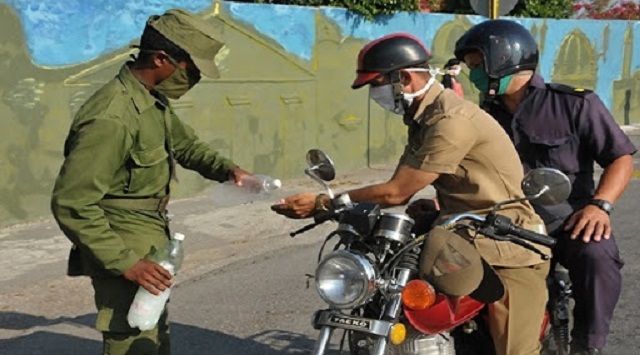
[
  {"left": 454, "top": 19, "right": 538, "bottom": 79},
  {"left": 352, "top": 33, "right": 431, "bottom": 89}
]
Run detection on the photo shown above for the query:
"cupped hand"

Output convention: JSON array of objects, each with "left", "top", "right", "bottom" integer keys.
[
  {"left": 124, "top": 259, "right": 173, "bottom": 295},
  {"left": 270, "top": 192, "right": 317, "bottom": 219},
  {"left": 564, "top": 205, "right": 612, "bottom": 243}
]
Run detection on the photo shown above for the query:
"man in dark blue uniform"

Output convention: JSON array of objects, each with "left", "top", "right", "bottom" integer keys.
[{"left": 454, "top": 19, "right": 637, "bottom": 355}]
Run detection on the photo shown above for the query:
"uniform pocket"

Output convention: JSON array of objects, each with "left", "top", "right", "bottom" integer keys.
[
  {"left": 527, "top": 135, "right": 578, "bottom": 173},
  {"left": 127, "top": 145, "right": 169, "bottom": 194}
]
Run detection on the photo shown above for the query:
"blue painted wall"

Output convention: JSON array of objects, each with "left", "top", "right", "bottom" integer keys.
[
  {"left": 0, "top": 0, "right": 638, "bottom": 227},
  {"left": 3, "top": 1, "right": 637, "bottom": 112}
]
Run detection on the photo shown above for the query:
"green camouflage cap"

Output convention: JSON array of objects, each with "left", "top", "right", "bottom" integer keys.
[{"left": 147, "top": 8, "right": 224, "bottom": 78}]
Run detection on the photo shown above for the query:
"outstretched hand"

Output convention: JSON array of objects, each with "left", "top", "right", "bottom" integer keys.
[
  {"left": 564, "top": 205, "right": 612, "bottom": 243},
  {"left": 271, "top": 192, "right": 317, "bottom": 219},
  {"left": 124, "top": 259, "right": 173, "bottom": 295},
  {"left": 228, "top": 166, "right": 253, "bottom": 186}
]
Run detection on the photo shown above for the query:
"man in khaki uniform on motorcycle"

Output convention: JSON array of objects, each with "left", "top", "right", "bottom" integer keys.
[
  {"left": 272, "top": 33, "right": 550, "bottom": 355},
  {"left": 51, "top": 9, "right": 252, "bottom": 355}
]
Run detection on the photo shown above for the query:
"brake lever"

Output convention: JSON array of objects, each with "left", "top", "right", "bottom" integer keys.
[
  {"left": 290, "top": 222, "right": 321, "bottom": 238},
  {"left": 289, "top": 211, "right": 336, "bottom": 238},
  {"left": 480, "top": 227, "right": 551, "bottom": 261}
]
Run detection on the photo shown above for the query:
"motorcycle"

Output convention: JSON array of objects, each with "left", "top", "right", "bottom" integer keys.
[
  {"left": 542, "top": 263, "right": 573, "bottom": 355},
  {"left": 288, "top": 149, "right": 573, "bottom": 355}
]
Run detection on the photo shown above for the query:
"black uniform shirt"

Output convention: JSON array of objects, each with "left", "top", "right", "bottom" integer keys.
[{"left": 485, "top": 74, "right": 637, "bottom": 228}]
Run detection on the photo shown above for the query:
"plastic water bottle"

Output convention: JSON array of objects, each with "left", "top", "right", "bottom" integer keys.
[
  {"left": 127, "top": 233, "right": 185, "bottom": 330},
  {"left": 213, "top": 174, "right": 282, "bottom": 207}
]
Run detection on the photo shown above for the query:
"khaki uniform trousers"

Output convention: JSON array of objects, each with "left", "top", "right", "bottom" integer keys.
[{"left": 488, "top": 262, "right": 550, "bottom": 355}]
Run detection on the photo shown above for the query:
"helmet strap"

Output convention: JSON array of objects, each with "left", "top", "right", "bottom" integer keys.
[
  {"left": 389, "top": 71, "right": 405, "bottom": 113},
  {"left": 482, "top": 78, "right": 501, "bottom": 107}
]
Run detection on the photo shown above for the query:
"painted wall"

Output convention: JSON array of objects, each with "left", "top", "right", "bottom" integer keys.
[{"left": 0, "top": 0, "right": 638, "bottom": 227}]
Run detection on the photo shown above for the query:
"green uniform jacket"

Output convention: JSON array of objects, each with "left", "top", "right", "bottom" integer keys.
[{"left": 51, "top": 63, "right": 236, "bottom": 278}]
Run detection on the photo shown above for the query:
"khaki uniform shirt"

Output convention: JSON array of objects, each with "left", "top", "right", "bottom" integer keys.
[
  {"left": 400, "top": 85, "right": 549, "bottom": 267},
  {"left": 51, "top": 63, "right": 236, "bottom": 278}
]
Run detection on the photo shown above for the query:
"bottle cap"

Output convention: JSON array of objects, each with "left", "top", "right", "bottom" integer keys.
[
  {"left": 173, "top": 233, "right": 185, "bottom": 241},
  {"left": 273, "top": 179, "right": 282, "bottom": 189}
]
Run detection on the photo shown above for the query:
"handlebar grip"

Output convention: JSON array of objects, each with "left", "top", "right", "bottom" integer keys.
[
  {"left": 490, "top": 215, "right": 556, "bottom": 247},
  {"left": 508, "top": 224, "right": 556, "bottom": 247}
]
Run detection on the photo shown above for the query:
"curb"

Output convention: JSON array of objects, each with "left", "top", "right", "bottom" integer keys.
[{"left": 621, "top": 124, "right": 640, "bottom": 136}]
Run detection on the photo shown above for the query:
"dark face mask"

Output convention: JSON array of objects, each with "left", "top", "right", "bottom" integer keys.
[{"left": 154, "top": 54, "right": 201, "bottom": 99}]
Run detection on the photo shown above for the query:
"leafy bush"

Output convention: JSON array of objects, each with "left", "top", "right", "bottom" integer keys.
[
  {"left": 511, "top": 0, "right": 575, "bottom": 18},
  {"left": 232, "top": 0, "right": 638, "bottom": 20},
  {"left": 231, "top": 0, "right": 419, "bottom": 20}
]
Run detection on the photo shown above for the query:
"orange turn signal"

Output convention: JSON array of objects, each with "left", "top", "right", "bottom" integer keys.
[
  {"left": 389, "top": 323, "right": 407, "bottom": 345},
  {"left": 402, "top": 279, "right": 436, "bottom": 310}
]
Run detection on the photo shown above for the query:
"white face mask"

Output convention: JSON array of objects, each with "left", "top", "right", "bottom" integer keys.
[{"left": 369, "top": 68, "right": 438, "bottom": 115}]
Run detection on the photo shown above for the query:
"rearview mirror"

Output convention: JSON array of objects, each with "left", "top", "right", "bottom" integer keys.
[
  {"left": 521, "top": 168, "right": 572, "bottom": 205},
  {"left": 304, "top": 149, "right": 336, "bottom": 198},
  {"left": 306, "top": 149, "right": 336, "bottom": 182}
]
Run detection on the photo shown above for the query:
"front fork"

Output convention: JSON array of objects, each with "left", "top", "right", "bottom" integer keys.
[
  {"left": 312, "top": 326, "right": 334, "bottom": 355},
  {"left": 312, "top": 268, "right": 414, "bottom": 355}
]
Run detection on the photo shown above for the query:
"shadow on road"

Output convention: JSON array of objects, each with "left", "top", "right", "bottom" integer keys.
[{"left": 0, "top": 311, "right": 340, "bottom": 354}]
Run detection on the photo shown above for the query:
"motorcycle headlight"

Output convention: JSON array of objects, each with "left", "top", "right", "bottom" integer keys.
[{"left": 315, "top": 250, "right": 377, "bottom": 309}]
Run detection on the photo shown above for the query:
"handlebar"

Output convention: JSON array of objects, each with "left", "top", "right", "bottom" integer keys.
[
  {"left": 486, "top": 214, "right": 556, "bottom": 247},
  {"left": 441, "top": 212, "right": 556, "bottom": 260}
]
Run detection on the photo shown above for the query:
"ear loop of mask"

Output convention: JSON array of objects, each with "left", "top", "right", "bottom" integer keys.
[{"left": 400, "top": 67, "right": 441, "bottom": 103}]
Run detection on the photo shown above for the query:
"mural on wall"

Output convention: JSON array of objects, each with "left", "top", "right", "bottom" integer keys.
[{"left": 0, "top": 0, "right": 638, "bottom": 227}]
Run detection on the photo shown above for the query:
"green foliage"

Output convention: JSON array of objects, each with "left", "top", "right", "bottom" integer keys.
[
  {"left": 427, "top": 0, "right": 575, "bottom": 18},
  {"left": 428, "top": 0, "right": 474, "bottom": 14},
  {"left": 232, "top": 0, "right": 580, "bottom": 19},
  {"left": 510, "top": 0, "right": 575, "bottom": 18},
  {"left": 231, "top": 0, "right": 419, "bottom": 21}
]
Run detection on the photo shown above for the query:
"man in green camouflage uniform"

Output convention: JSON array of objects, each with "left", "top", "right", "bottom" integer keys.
[{"left": 51, "top": 9, "right": 251, "bottom": 355}]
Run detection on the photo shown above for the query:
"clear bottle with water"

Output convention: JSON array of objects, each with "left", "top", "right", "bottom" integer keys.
[
  {"left": 213, "top": 174, "right": 282, "bottom": 207},
  {"left": 127, "top": 233, "right": 185, "bottom": 331}
]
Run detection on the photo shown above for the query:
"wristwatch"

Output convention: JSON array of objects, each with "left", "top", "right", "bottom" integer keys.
[{"left": 588, "top": 199, "right": 613, "bottom": 215}]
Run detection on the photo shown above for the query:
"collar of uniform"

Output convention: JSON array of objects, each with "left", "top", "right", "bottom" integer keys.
[
  {"left": 117, "top": 63, "right": 159, "bottom": 114},
  {"left": 527, "top": 73, "right": 546, "bottom": 90},
  {"left": 406, "top": 83, "right": 445, "bottom": 124}
]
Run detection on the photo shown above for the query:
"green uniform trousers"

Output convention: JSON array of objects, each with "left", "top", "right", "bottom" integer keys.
[
  {"left": 93, "top": 277, "right": 170, "bottom": 355},
  {"left": 488, "top": 262, "right": 550, "bottom": 355}
]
